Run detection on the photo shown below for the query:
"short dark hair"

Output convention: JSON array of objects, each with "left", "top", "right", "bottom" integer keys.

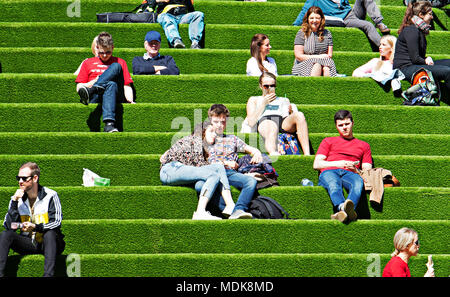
[
  {"left": 20, "top": 162, "right": 40, "bottom": 181},
  {"left": 334, "top": 110, "right": 353, "bottom": 123},
  {"left": 97, "top": 32, "right": 114, "bottom": 49},
  {"left": 208, "top": 104, "right": 230, "bottom": 119}
]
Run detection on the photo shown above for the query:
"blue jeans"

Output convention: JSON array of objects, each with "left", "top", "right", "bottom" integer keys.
[
  {"left": 90, "top": 62, "right": 125, "bottom": 122},
  {"left": 157, "top": 11, "right": 204, "bottom": 45},
  {"left": 194, "top": 169, "right": 257, "bottom": 212},
  {"left": 160, "top": 162, "right": 230, "bottom": 200},
  {"left": 318, "top": 169, "right": 364, "bottom": 211}
]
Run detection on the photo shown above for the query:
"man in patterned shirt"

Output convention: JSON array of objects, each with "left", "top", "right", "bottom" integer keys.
[{"left": 195, "top": 104, "right": 263, "bottom": 219}]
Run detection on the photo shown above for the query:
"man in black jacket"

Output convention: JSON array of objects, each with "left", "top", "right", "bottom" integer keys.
[
  {"left": 0, "top": 162, "right": 65, "bottom": 277},
  {"left": 154, "top": 0, "right": 204, "bottom": 49},
  {"left": 132, "top": 31, "right": 180, "bottom": 75}
]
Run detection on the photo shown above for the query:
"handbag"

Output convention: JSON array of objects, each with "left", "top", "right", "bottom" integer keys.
[{"left": 97, "top": 1, "right": 157, "bottom": 23}]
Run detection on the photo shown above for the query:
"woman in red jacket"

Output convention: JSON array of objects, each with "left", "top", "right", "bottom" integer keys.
[{"left": 383, "top": 227, "right": 435, "bottom": 277}]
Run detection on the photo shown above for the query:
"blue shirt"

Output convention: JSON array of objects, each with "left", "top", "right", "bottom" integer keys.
[{"left": 293, "top": 0, "right": 352, "bottom": 26}]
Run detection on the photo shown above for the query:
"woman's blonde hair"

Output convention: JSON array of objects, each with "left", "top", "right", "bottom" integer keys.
[
  {"left": 391, "top": 227, "right": 418, "bottom": 257},
  {"left": 373, "top": 35, "right": 397, "bottom": 71}
]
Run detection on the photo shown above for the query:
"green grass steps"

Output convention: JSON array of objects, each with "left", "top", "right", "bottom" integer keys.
[
  {"left": 1, "top": 1, "right": 448, "bottom": 31},
  {"left": 6, "top": 253, "right": 450, "bottom": 277},
  {"left": 1, "top": 186, "right": 448, "bottom": 220},
  {"left": 1, "top": 23, "right": 449, "bottom": 53},
  {"left": 0, "top": 103, "right": 448, "bottom": 134},
  {"left": 0, "top": 74, "right": 418, "bottom": 105},
  {"left": 1, "top": 132, "right": 448, "bottom": 156},
  {"left": 0, "top": 154, "right": 448, "bottom": 187},
  {"left": 2, "top": 47, "right": 449, "bottom": 76},
  {"left": 6, "top": 219, "right": 446, "bottom": 254}
]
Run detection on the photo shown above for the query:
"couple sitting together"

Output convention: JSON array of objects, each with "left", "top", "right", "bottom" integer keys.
[{"left": 159, "top": 104, "right": 263, "bottom": 220}]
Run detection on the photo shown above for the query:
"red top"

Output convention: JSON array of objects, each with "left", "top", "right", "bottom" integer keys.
[
  {"left": 75, "top": 57, "right": 133, "bottom": 85},
  {"left": 316, "top": 136, "right": 372, "bottom": 173},
  {"left": 382, "top": 256, "right": 411, "bottom": 277}
]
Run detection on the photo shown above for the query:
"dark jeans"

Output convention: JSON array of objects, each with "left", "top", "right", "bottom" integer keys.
[
  {"left": 91, "top": 62, "right": 125, "bottom": 122},
  {"left": 400, "top": 59, "right": 450, "bottom": 95},
  {"left": 0, "top": 229, "right": 65, "bottom": 277}
]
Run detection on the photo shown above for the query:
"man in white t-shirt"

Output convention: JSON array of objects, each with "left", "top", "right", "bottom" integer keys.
[{"left": 245, "top": 72, "right": 311, "bottom": 156}]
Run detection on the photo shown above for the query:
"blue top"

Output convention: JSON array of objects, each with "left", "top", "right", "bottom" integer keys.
[{"left": 292, "top": 0, "right": 352, "bottom": 26}]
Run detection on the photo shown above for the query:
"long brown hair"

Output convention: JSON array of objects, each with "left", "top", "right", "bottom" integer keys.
[
  {"left": 302, "top": 6, "right": 326, "bottom": 41},
  {"left": 398, "top": 1, "right": 432, "bottom": 34},
  {"left": 192, "top": 120, "right": 213, "bottom": 160},
  {"left": 250, "top": 33, "right": 270, "bottom": 73}
]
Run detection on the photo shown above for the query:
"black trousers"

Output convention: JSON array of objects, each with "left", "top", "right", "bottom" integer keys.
[
  {"left": 0, "top": 229, "right": 65, "bottom": 277},
  {"left": 400, "top": 59, "right": 450, "bottom": 95}
]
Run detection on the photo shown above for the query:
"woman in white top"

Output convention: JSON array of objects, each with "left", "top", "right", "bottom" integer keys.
[
  {"left": 352, "top": 35, "right": 404, "bottom": 89},
  {"left": 245, "top": 72, "right": 311, "bottom": 156},
  {"left": 246, "top": 34, "right": 278, "bottom": 76}
]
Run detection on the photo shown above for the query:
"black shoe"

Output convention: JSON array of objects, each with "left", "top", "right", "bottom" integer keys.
[
  {"left": 78, "top": 85, "right": 96, "bottom": 105},
  {"left": 103, "top": 122, "right": 119, "bottom": 133}
]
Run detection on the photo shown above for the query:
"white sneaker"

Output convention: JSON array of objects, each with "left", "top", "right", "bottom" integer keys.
[
  {"left": 391, "top": 79, "right": 401, "bottom": 91},
  {"left": 229, "top": 209, "right": 253, "bottom": 219},
  {"left": 192, "top": 211, "right": 222, "bottom": 220},
  {"left": 222, "top": 204, "right": 236, "bottom": 218}
]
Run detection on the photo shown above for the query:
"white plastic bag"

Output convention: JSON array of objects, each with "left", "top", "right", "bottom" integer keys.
[
  {"left": 82, "top": 168, "right": 100, "bottom": 187},
  {"left": 82, "top": 168, "right": 111, "bottom": 187}
]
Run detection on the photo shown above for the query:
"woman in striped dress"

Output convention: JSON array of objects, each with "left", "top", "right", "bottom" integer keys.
[{"left": 292, "top": 6, "right": 337, "bottom": 77}]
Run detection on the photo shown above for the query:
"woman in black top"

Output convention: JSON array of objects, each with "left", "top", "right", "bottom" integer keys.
[{"left": 393, "top": 1, "right": 450, "bottom": 96}]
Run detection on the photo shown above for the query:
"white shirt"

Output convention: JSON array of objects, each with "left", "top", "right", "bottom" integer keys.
[
  {"left": 246, "top": 57, "right": 278, "bottom": 77},
  {"left": 250, "top": 96, "right": 290, "bottom": 119}
]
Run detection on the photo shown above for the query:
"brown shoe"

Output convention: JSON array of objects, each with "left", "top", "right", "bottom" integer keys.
[
  {"left": 331, "top": 211, "right": 348, "bottom": 223},
  {"left": 343, "top": 200, "right": 357, "bottom": 222},
  {"left": 376, "top": 23, "right": 391, "bottom": 34}
]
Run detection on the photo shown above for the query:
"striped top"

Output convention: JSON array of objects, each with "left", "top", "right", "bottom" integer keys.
[{"left": 294, "top": 29, "right": 333, "bottom": 55}]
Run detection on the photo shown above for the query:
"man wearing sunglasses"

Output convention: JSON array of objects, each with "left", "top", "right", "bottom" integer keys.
[
  {"left": 0, "top": 162, "right": 65, "bottom": 277},
  {"left": 75, "top": 32, "right": 135, "bottom": 132}
]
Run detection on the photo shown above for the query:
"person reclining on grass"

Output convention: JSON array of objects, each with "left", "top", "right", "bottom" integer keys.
[
  {"left": 132, "top": 30, "right": 180, "bottom": 75},
  {"left": 313, "top": 110, "right": 373, "bottom": 224},
  {"left": 75, "top": 32, "right": 135, "bottom": 133},
  {"left": 194, "top": 104, "right": 263, "bottom": 219},
  {"left": 0, "top": 162, "right": 65, "bottom": 277}
]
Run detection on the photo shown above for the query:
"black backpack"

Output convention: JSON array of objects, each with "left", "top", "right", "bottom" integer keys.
[
  {"left": 248, "top": 196, "right": 290, "bottom": 219},
  {"left": 96, "top": 1, "right": 157, "bottom": 23}
]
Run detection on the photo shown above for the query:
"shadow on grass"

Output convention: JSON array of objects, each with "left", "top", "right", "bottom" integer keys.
[{"left": 5, "top": 254, "right": 69, "bottom": 277}]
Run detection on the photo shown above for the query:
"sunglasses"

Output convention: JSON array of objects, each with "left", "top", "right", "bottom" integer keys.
[
  {"left": 16, "top": 176, "right": 33, "bottom": 182},
  {"left": 414, "top": 240, "right": 420, "bottom": 246},
  {"left": 262, "top": 84, "right": 276, "bottom": 89},
  {"left": 98, "top": 51, "right": 112, "bottom": 55}
]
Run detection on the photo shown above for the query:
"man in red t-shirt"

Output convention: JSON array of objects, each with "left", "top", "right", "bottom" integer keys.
[
  {"left": 75, "top": 32, "right": 134, "bottom": 132},
  {"left": 313, "top": 110, "right": 373, "bottom": 223}
]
